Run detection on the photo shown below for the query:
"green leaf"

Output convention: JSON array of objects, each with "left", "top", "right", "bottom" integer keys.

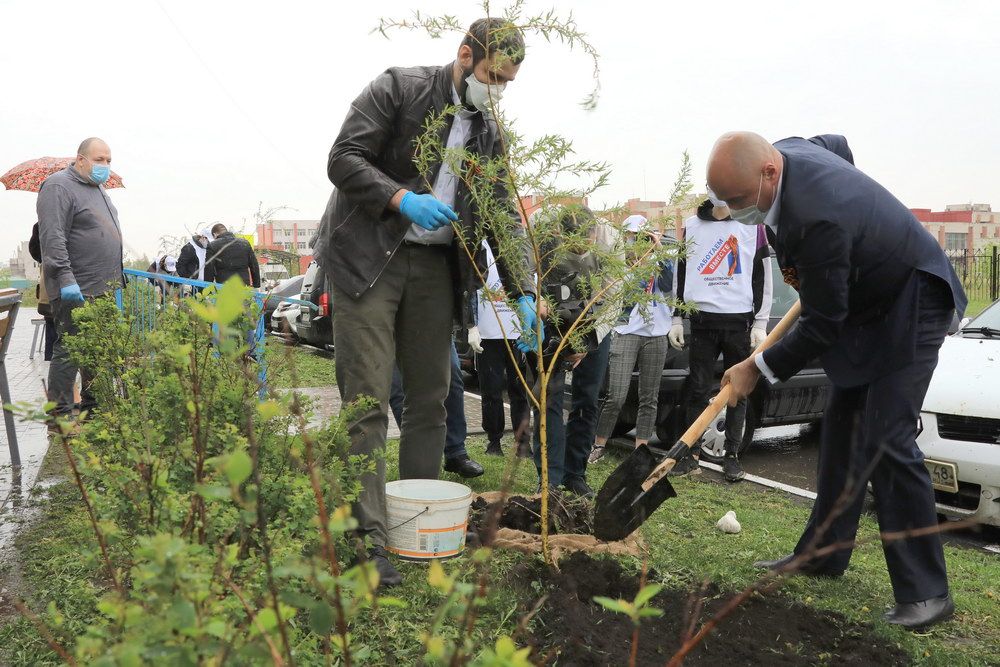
[
  {"left": 309, "top": 601, "right": 334, "bottom": 636},
  {"left": 257, "top": 399, "right": 286, "bottom": 421},
  {"left": 592, "top": 596, "right": 630, "bottom": 615},
  {"left": 279, "top": 590, "right": 316, "bottom": 609},
  {"left": 634, "top": 583, "right": 663, "bottom": 609},
  {"left": 252, "top": 608, "right": 278, "bottom": 636},
  {"left": 428, "top": 559, "right": 453, "bottom": 594},
  {"left": 638, "top": 607, "right": 664, "bottom": 618},
  {"left": 215, "top": 277, "right": 249, "bottom": 325},
  {"left": 224, "top": 451, "right": 253, "bottom": 486},
  {"left": 204, "top": 620, "right": 227, "bottom": 638},
  {"left": 194, "top": 484, "right": 232, "bottom": 500},
  {"left": 376, "top": 595, "right": 408, "bottom": 608},
  {"left": 168, "top": 599, "right": 197, "bottom": 630}
]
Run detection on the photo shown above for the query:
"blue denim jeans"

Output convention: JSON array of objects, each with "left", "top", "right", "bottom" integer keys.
[
  {"left": 390, "top": 340, "right": 468, "bottom": 460},
  {"left": 532, "top": 335, "right": 612, "bottom": 486}
]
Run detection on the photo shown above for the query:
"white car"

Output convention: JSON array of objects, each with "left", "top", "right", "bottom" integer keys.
[
  {"left": 270, "top": 300, "right": 299, "bottom": 340},
  {"left": 917, "top": 299, "right": 1000, "bottom": 527}
]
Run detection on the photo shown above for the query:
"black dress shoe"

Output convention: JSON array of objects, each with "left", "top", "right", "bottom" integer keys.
[
  {"left": 562, "top": 477, "right": 595, "bottom": 498},
  {"left": 485, "top": 442, "right": 503, "bottom": 456},
  {"left": 752, "top": 553, "right": 844, "bottom": 577},
  {"left": 444, "top": 455, "right": 484, "bottom": 479},
  {"left": 884, "top": 595, "right": 954, "bottom": 630},
  {"left": 367, "top": 546, "right": 403, "bottom": 588}
]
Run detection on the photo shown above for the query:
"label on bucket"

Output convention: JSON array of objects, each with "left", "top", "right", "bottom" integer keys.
[{"left": 386, "top": 505, "right": 467, "bottom": 559}]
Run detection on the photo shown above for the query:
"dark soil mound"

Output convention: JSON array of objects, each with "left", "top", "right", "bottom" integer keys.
[
  {"left": 471, "top": 494, "right": 593, "bottom": 542},
  {"left": 519, "top": 552, "right": 909, "bottom": 666}
]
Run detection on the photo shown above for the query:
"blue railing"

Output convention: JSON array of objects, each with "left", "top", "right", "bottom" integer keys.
[{"left": 117, "top": 269, "right": 317, "bottom": 395}]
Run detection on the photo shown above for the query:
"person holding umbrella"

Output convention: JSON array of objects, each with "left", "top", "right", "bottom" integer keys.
[{"left": 37, "top": 137, "right": 124, "bottom": 419}]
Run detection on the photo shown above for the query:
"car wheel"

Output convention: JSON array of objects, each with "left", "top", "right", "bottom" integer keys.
[{"left": 698, "top": 407, "right": 729, "bottom": 463}]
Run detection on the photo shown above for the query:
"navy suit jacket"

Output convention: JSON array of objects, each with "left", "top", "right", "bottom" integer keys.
[{"left": 762, "top": 135, "right": 967, "bottom": 388}]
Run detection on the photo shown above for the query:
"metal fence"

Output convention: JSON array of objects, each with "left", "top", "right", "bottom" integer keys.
[
  {"left": 945, "top": 247, "right": 999, "bottom": 309},
  {"left": 118, "top": 269, "right": 316, "bottom": 393}
]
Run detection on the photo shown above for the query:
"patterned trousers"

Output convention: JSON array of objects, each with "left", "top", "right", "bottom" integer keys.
[{"left": 595, "top": 333, "right": 669, "bottom": 441}]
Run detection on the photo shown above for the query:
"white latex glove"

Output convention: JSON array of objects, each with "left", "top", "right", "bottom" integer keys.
[
  {"left": 750, "top": 326, "right": 767, "bottom": 350},
  {"left": 668, "top": 324, "right": 685, "bottom": 350},
  {"left": 467, "top": 326, "right": 484, "bottom": 353}
]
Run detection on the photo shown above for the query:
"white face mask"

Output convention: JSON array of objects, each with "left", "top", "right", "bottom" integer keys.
[{"left": 464, "top": 72, "right": 505, "bottom": 113}]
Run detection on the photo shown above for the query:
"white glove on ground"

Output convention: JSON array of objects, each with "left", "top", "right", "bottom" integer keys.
[
  {"left": 668, "top": 324, "right": 685, "bottom": 350},
  {"left": 467, "top": 326, "right": 484, "bottom": 353},
  {"left": 750, "top": 326, "right": 767, "bottom": 350}
]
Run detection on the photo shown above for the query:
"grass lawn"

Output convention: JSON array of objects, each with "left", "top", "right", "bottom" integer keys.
[
  {"left": 964, "top": 296, "right": 994, "bottom": 318},
  {"left": 3, "top": 430, "right": 998, "bottom": 665},
  {"left": 265, "top": 338, "right": 336, "bottom": 388}
]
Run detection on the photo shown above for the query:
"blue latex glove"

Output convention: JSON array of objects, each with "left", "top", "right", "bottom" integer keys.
[
  {"left": 516, "top": 295, "right": 544, "bottom": 354},
  {"left": 399, "top": 191, "right": 458, "bottom": 231},
  {"left": 60, "top": 283, "right": 85, "bottom": 303}
]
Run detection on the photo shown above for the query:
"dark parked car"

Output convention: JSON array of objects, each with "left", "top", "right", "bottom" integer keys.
[
  {"left": 262, "top": 275, "right": 305, "bottom": 332},
  {"left": 296, "top": 261, "right": 334, "bottom": 351},
  {"left": 611, "top": 254, "right": 830, "bottom": 460}
]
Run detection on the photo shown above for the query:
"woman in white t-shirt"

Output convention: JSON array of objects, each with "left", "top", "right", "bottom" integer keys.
[{"left": 590, "top": 215, "right": 673, "bottom": 462}]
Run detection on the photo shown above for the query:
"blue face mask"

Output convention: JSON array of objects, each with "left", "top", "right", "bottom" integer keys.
[
  {"left": 729, "top": 173, "right": 767, "bottom": 226},
  {"left": 89, "top": 163, "right": 111, "bottom": 185}
]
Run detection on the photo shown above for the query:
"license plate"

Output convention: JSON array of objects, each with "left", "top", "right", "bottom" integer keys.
[{"left": 925, "top": 458, "right": 959, "bottom": 494}]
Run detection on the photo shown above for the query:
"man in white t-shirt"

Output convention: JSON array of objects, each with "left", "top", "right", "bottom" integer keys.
[
  {"left": 469, "top": 242, "right": 532, "bottom": 457},
  {"left": 668, "top": 195, "right": 772, "bottom": 482}
]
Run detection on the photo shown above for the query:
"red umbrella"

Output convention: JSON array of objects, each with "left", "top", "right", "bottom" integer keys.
[{"left": 1, "top": 156, "right": 125, "bottom": 192}]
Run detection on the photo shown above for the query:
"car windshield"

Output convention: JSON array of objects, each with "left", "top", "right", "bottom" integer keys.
[
  {"left": 961, "top": 299, "right": 1000, "bottom": 337},
  {"left": 768, "top": 256, "right": 798, "bottom": 317}
]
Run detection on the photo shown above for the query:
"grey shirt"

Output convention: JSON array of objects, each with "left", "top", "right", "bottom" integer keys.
[{"left": 37, "top": 165, "right": 124, "bottom": 298}]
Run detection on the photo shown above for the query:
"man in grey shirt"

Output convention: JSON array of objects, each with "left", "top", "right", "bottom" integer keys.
[{"left": 38, "top": 137, "right": 123, "bottom": 417}]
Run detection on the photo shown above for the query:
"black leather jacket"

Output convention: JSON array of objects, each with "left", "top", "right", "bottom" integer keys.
[{"left": 321, "top": 61, "right": 534, "bottom": 325}]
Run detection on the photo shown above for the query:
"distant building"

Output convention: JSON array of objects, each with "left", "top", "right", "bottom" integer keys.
[
  {"left": 624, "top": 196, "right": 701, "bottom": 235},
  {"left": 255, "top": 219, "right": 319, "bottom": 275},
  {"left": 518, "top": 194, "right": 589, "bottom": 222},
  {"left": 911, "top": 204, "right": 1000, "bottom": 253},
  {"left": 8, "top": 240, "right": 39, "bottom": 282}
]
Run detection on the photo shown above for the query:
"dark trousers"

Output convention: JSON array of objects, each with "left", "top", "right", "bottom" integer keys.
[
  {"left": 793, "top": 273, "right": 952, "bottom": 603},
  {"left": 332, "top": 244, "right": 454, "bottom": 547},
  {"left": 686, "top": 325, "right": 751, "bottom": 455},
  {"left": 390, "top": 340, "right": 468, "bottom": 460},
  {"left": 48, "top": 298, "right": 96, "bottom": 415},
  {"left": 533, "top": 334, "right": 612, "bottom": 486},
  {"left": 478, "top": 338, "right": 530, "bottom": 447},
  {"left": 44, "top": 316, "right": 56, "bottom": 361}
]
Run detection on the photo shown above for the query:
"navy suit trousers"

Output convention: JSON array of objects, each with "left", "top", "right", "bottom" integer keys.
[{"left": 793, "top": 272, "right": 952, "bottom": 602}]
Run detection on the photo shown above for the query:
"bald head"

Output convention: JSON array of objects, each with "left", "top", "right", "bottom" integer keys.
[{"left": 707, "top": 131, "right": 782, "bottom": 214}]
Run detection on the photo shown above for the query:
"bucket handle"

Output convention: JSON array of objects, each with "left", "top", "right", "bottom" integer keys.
[{"left": 388, "top": 506, "right": 429, "bottom": 532}]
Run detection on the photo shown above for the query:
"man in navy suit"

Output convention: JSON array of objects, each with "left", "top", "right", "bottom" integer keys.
[{"left": 708, "top": 131, "right": 966, "bottom": 630}]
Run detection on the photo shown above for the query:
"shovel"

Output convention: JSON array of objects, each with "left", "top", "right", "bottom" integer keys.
[{"left": 593, "top": 301, "right": 802, "bottom": 541}]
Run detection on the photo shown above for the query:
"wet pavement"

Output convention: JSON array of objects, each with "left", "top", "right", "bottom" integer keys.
[
  {"left": 1, "top": 311, "right": 52, "bottom": 519},
  {"left": 740, "top": 424, "right": 821, "bottom": 492}
]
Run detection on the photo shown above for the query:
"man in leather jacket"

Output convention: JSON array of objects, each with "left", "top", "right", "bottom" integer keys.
[{"left": 322, "top": 18, "right": 537, "bottom": 586}]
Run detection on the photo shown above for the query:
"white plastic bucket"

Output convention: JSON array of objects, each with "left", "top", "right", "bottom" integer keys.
[{"left": 385, "top": 479, "right": 473, "bottom": 560}]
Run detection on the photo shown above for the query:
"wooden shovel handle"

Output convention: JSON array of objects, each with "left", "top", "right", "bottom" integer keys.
[{"left": 640, "top": 301, "right": 802, "bottom": 492}]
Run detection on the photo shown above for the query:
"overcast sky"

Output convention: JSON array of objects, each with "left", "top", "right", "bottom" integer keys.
[{"left": 2, "top": 0, "right": 998, "bottom": 261}]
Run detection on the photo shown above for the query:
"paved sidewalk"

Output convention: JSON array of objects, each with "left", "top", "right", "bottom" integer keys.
[
  {"left": 1, "top": 309, "right": 52, "bottom": 515},
  {"left": 298, "top": 385, "right": 503, "bottom": 439}
]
